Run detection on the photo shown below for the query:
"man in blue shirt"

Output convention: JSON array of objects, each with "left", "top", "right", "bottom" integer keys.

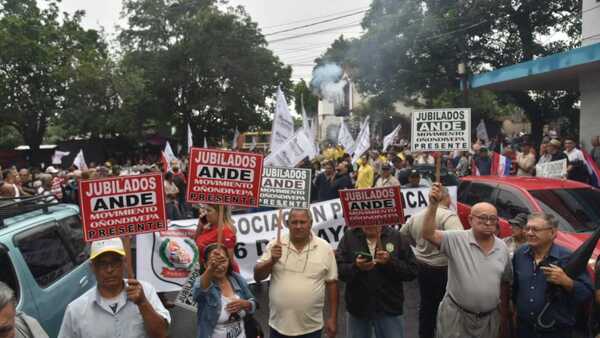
[
  {"left": 474, "top": 147, "right": 492, "bottom": 175},
  {"left": 512, "top": 213, "right": 593, "bottom": 338}
]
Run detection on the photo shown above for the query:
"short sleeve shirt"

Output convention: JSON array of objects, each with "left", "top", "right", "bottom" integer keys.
[
  {"left": 58, "top": 280, "right": 171, "bottom": 338},
  {"left": 440, "top": 229, "right": 512, "bottom": 312},
  {"left": 258, "top": 233, "right": 337, "bottom": 336}
]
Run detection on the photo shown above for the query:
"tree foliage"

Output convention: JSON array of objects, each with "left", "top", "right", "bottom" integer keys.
[
  {"left": 118, "top": 0, "right": 293, "bottom": 146},
  {"left": 0, "top": 0, "right": 115, "bottom": 162},
  {"left": 317, "top": 0, "right": 581, "bottom": 143}
]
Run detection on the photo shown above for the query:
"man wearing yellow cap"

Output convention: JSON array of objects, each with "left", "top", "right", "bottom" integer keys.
[{"left": 58, "top": 238, "right": 170, "bottom": 338}]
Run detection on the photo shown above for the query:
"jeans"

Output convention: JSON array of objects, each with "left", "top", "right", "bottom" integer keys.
[
  {"left": 346, "top": 312, "right": 405, "bottom": 338},
  {"left": 269, "top": 327, "right": 321, "bottom": 338},
  {"left": 417, "top": 263, "right": 448, "bottom": 338}
]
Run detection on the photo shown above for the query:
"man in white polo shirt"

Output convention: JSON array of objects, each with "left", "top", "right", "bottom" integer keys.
[
  {"left": 254, "top": 208, "right": 338, "bottom": 338},
  {"left": 58, "top": 237, "right": 170, "bottom": 338}
]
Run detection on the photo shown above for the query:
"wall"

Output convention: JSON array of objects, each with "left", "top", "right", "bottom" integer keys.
[
  {"left": 580, "top": 70, "right": 600, "bottom": 149},
  {"left": 583, "top": 0, "right": 600, "bottom": 46}
]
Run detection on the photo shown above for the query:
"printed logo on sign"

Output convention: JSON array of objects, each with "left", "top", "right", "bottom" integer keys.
[
  {"left": 79, "top": 173, "right": 167, "bottom": 242},
  {"left": 159, "top": 237, "right": 199, "bottom": 277},
  {"left": 186, "top": 148, "right": 264, "bottom": 207},
  {"left": 411, "top": 108, "right": 471, "bottom": 152}
]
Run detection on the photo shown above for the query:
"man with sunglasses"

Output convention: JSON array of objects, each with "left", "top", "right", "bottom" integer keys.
[
  {"left": 512, "top": 213, "right": 592, "bottom": 337},
  {"left": 422, "top": 183, "right": 512, "bottom": 338},
  {"left": 254, "top": 208, "right": 338, "bottom": 338},
  {"left": 58, "top": 238, "right": 170, "bottom": 338}
]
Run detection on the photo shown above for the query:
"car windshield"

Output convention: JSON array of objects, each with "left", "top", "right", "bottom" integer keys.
[{"left": 530, "top": 188, "right": 600, "bottom": 233}]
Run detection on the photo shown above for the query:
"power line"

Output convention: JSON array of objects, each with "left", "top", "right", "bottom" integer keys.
[
  {"left": 268, "top": 22, "right": 363, "bottom": 44},
  {"left": 265, "top": 10, "right": 367, "bottom": 36},
  {"left": 261, "top": 6, "right": 369, "bottom": 30}
]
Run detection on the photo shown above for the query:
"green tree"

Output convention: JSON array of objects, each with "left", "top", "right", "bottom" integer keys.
[
  {"left": 318, "top": 0, "right": 581, "bottom": 145},
  {"left": 293, "top": 79, "right": 318, "bottom": 116},
  {"left": 0, "top": 0, "right": 113, "bottom": 162},
  {"left": 118, "top": 0, "right": 293, "bottom": 148}
]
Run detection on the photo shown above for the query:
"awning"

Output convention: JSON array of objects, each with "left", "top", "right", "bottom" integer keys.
[{"left": 469, "top": 42, "right": 600, "bottom": 91}]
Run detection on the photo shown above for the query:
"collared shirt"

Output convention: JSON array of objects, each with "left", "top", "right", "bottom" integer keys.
[
  {"left": 400, "top": 206, "right": 464, "bottom": 267},
  {"left": 258, "top": 233, "right": 338, "bottom": 336},
  {"left": 512, "top": 244, "right": 593, "bottom": 329},
  {"left": 440, "top": 229, "right": 512, "bottom": 312},
  {"left": 58, "top": 280, "right": 171, "bottom": 338},
  {"left": 565, "top": 148, "right": 585, "bottom": 163}
]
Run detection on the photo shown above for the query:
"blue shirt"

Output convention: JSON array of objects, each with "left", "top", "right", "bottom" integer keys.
[
  {"left": 192, "top": 272, "right": 256, "bottom": 338},
  {"left": 475, "top": 156, "right": 492, "bottom": 175},
  {"left": 512, "top": 244, "right": 593, "bottom": 329}
]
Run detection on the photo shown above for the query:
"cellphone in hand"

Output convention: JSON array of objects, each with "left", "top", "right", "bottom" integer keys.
[{"left": 355, "top": 251, "right": 373, "bottom": 262}]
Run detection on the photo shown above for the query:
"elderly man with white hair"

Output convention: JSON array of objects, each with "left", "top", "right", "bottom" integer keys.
[{"left": 0, "top": 281, "right": 48, "bottom": 338}]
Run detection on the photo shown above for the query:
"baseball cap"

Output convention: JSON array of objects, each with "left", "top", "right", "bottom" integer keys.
[
  {"left": 90, "top": 238, "right": 126, "bottom": 260},
  {"left": 45, "top": 166, "right": 59, "bottom": 174},
  {"left": 508, "top": 213, "right": 528, "bottom": 228}
]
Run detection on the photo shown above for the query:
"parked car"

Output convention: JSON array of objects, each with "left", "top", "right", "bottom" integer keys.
[
  {"left": 0, "top": 196, "right": 95, "bottom": 337},
  {"left": 457, "top": 176, "right": 600, "bottom": 270}
]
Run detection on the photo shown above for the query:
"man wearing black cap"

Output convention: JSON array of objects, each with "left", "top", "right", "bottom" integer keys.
[
  {"left": 402, "top": 170, "right": 425, "bottom": 189},
  {"left": 504, "top": 213, "right": 528, "bottom": 256},
  {"left": 375, "top": 163, "right": 400, "bottom": 187}
]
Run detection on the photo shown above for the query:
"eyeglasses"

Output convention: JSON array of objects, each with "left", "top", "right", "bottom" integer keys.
[
  {"left": 524, "top": 226, "right": 554, "bottom": 234},
  {"left": 471, "top": 214, "right": 499, "bottom": 224}
]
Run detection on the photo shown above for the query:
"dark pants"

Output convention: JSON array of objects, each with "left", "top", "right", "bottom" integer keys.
[
  {"left": 270, "top": 327, "right": 321, "bottom": 338},
  {"left": 416, "top": 262, "right": 448, "bottom": 338},
  {"left": 516, "top": 320, "right": 573, "bottom": 338}
]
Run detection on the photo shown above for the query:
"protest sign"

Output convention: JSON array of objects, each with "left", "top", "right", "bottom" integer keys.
[
  {"left": 536, "top": 159, "right": 567, "bottom": 179},
  {"left": 137, "top": 186, "right": 457, "bottom": 290},
  {"left": 264, "top": 131, "right": 316, "bottom": 167},
  {"left": 186, "top": 147, "right": 264, "bottom": 207},
  {"left": 260, "top": 167, "right": 312, "bottom": 208},
  {"left": 79, "top": 173, "right": 167, "bottom": 242},
  {"left": 411, "top": 108, "right": 471, "bottom": 152},
  {"left": 339, "top": 186, "right": 404, "bottom": 227}
]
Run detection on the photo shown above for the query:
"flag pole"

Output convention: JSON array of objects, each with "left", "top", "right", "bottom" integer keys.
[
  {"left": 122, "top": 236, "right": 135, "bottom": 278},
  {"left": 435, "top": 154, "right": 442, "bottom": 183},
  {"left": 276, "top": 209, "right": 283, "bottom": 245}
]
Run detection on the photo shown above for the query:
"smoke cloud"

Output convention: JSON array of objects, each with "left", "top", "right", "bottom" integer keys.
[{"left": 310, "top": 63, "right": 347, "bottom": 107}]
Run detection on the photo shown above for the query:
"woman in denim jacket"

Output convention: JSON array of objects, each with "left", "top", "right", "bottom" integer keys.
[{"left": 193, "top": 243, "right": 257, "bottom": 338}]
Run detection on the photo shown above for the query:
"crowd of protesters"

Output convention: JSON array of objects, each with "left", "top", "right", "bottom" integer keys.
[{"left": 3, "top": 130, "right": 600, "bottom": 338}]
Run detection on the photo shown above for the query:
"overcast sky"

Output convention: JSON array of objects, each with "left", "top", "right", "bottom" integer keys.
[{"left": 51, "top": 0, "right": 372, "bottom": 81}]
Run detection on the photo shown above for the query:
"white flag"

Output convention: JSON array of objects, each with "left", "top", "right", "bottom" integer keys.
[
  {"left": 232, "top": 127, "right": 240, "bottom": 150},
  {"left": 476, "top": 120, "right": 489, "bottom": 145},
  {"left": 203, "top": 136, "right": 208, "bottom": 148},
  {"left": 352, "top": 117, "right": 370, "bottom": 163},
  {"left": 187, "top": 124, "right": 193, "bottom": 152},
  {"left": 249, "top": 136, "right": 257, "bottom": 151},
  {"left": 265, "top": 131, "right": 316, "bottom": 168},
  {"left": 270, "top": 87, "right": 295, "bottom": 152},
  {"left": 383, "top": 125, "right": 402, "bottom": 151},
  {"left": 337, "top": 119, "right": 355, "bottom": 154},
  {"left": 52, "top": 150, "right": 70, "bottom": 165},
  {"left": 164, "top": 141, "right": 178, "bottom": 172},
  {"left": 73, "top": 149, "right": 88, "bottom": 171}
]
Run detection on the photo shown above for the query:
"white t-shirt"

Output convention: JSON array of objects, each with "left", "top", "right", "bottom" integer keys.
[{"left": 212, "top": 295, "right": 246, "bottom": 338}]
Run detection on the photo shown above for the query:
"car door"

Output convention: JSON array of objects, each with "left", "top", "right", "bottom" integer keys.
[
  {"left": 457, "top": 181, "right": 498, "bottom": 229},
  {"left": 13, "top": 217, "right": 94, "bottom": 337}
]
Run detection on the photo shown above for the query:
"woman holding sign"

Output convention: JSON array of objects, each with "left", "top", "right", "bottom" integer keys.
[
  {"left": 195, "top": 204, "right": 240, "bottom": 272},
  {"left": 193, "top": 243, "right": 258, "bottom": 338}
]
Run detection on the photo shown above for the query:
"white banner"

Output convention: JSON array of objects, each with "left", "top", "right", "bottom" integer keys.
[
  {"left": 536, "top": 159, "right": 567, "bottom": 179},
  {"left": 383, "top": 125, "right": 402, "bottom": 151},
  {"left": 187, "top": 124, "right": 194, "bottom": 153},
  {"left": 137, "top": 186, "right": 457, "bottom": 292},
  {"left": 352, "top": 118, "right": 370, "bottom": 163},
  {"left": 337, "top": 119, "right": 355, "bottom": 154},
  {"left": 270, "top": 88, "right": 295, "bottom": 152},
  {"left": 264, "top": 131, "right": 316, "bottom": 167}
]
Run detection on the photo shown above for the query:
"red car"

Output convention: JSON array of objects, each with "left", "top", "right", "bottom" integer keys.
[{"left": 457, "top": 176, "right": 600, "bottom": 271}]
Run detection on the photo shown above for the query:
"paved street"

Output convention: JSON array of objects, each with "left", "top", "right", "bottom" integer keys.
[{"left": 168, "top": 280, "right": 420, "bottom": 338}]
